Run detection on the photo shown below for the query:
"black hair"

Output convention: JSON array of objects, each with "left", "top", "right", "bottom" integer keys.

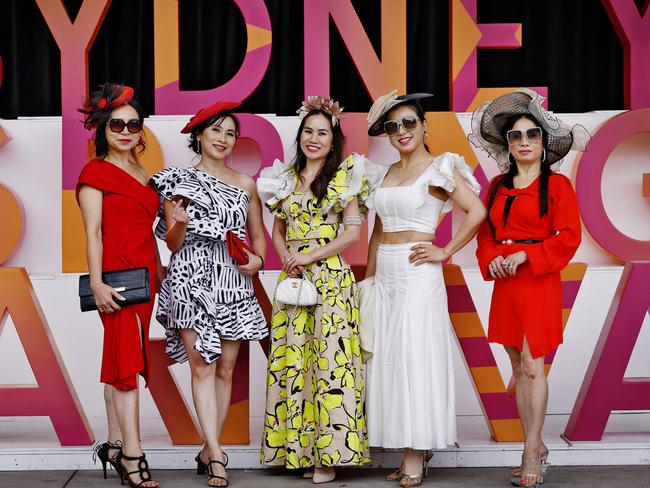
[
  {"left": 292, "top": 109, "right": 345, "bottom": 203},
  {"left": 188, "top": 111, "right": 241, "bottom": 154},
  {"left": 79, "top": 83, "right": 146, "bottom": 159},
  {"left": 486, "top": 114, "right": 554, "bottom": 234},
  {"left": 386, "top": 101, "right": 431, "bottom": 153}
]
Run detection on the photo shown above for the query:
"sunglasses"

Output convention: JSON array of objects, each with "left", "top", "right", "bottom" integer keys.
[
  {"left": 383, "top": 116, "right": 418, "bottom": 136},
  {"left": 108, "top": 118, "right": 143, "bottom": 134},
  {"left": 507, "top": 127, "right": 542, "bottom": 146}
]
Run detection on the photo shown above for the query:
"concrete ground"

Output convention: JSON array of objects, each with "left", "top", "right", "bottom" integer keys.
[{"left": 0, "top": 466, "right": 649, "bottom": 488}]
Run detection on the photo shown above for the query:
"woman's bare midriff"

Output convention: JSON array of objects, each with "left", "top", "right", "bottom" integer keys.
[{"left": 379, "top": 230, "right": 435, "bottom": 244}]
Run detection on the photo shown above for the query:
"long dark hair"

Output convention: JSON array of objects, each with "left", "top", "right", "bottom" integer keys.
[
  {"left": 79, "top": 83, "right": 146, "bottom": 159},
  {"left": 486, "top": 114, "right": 554, "bottom": 233},
  {"left": 292, "top": 110, "right": 345, "bottom": 202},
  {"left": 188, "top": 111, "right": 240, "bottom": 154}
]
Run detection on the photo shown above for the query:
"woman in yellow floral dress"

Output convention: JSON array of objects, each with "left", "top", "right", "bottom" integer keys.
[{"left": 257, "top": 97, "right": 376, "bottom": 484}]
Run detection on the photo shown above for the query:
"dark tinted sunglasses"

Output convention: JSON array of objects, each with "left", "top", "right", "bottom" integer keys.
[
  {"left": 108, "top": 118, "right": 143, "bottom": 134},
  {"left": 383, "top": 116, "right": 418, "bottom": 136},
  {"left": 506, "top": 127, "right": 542, "bottom": 145}
]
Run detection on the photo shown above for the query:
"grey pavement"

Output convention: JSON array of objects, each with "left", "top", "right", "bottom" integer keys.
[{"left": 1, "top": 467, "right": 649, "bottom": 488}]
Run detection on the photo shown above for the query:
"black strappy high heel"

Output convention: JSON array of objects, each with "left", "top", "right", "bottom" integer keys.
[
  {"left": 117, "top": 451, "right": 157, "bottom": 487},
  {"left": 93, "top": 440, "right": 123, "bottom": 479},
  {"left": 196, "top": 451, "right": 228, "bottom": 475},
  {"left": 207, "top": 457, "right": 229, "bottom": 487}
]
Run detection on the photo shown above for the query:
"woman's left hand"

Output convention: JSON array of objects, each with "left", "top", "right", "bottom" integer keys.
[
  {"left": 409, "top": 243, "right": 450, "bottom": 265},
  {"left": 283, "top": 252, "right": 313, "bottom": 275},
  {"left": 502, "top": 250, "right": 528, "bottom": 276},
  {"left": 239, "top": 249, "right": 263, "bottom": 276}
]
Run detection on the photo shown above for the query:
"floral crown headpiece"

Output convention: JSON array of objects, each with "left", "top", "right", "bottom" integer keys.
[{"left": 296, "top": 96, "right": 344, "bottom": 126}]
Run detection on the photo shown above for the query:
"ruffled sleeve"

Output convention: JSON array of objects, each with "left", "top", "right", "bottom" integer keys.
[
  {"left": 149, "top": 167, "right": 225, "bottom": 241},
  {"left": 417, "top": 152, "right": 481, "bottom": 213},
  {"left": 323, "top": 153, "right": 386, "bottom": 218},
  {"left": 149, "top": 167, "right": 212, "bottom": 209},
  {"left": 256, "top": 159, "right": 296, "bottom": 220}
]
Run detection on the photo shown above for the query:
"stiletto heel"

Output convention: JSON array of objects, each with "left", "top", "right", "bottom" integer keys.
[{"left": 93, "top": 441, "right": 123, "bottom": 480}]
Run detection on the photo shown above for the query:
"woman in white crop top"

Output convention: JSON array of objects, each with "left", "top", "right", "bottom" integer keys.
[{"left": 364, "top": 92, "right": 486, "bottom": 487}]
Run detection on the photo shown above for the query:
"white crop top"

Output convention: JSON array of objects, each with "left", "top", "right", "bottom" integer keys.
[{"left": 371, "top": 152, "right": 480, "bottom": 234}]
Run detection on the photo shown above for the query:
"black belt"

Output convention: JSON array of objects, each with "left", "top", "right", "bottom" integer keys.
[{"left": 500, "top": 239, "right": 542, "bottom": 244}]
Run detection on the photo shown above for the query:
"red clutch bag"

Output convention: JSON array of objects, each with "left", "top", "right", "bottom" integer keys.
[{"left": 226, "top": 230, "right": 255, "bottom": 265}]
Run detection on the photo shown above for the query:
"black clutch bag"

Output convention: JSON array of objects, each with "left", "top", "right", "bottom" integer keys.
[{"left": 78, "top": 267, "right": 150, "bottom": 312}]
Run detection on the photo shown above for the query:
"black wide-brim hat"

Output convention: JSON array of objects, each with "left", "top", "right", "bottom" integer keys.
[
  {"left": 367, "top": 90, "right": 433, "bottom": 136},
  {"left": 468, "top": 88, "right": 589, "bottom": 170}
]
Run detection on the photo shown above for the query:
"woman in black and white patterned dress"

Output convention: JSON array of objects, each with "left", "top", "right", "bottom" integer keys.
[{"left": 150, "top": 102, "right": 267, "bottom": 487}]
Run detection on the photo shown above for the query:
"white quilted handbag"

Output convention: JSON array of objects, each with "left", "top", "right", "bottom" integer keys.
[{"left": 274, "top": 277, "right": 318, "bottom": 306}]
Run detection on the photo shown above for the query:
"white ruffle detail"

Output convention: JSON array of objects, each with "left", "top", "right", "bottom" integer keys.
[
  {"left": 416, "top": 152, "right": 481, "bottom": 213},
  {"left": 256, "top": 159, "right": 295, "bottom": 212},
  {"left": 325, "top": 153, "right": 386, "bottom": 215}
]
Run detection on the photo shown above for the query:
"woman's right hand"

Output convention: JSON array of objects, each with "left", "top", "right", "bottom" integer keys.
[
  {"left": 170, "top": 198, "right": 189, "bottom": 224},
  {"left": 92, "top": 282, "right": 126, "bottom": 313},
  {"left": 488, "top": 255, "right": 508, "bottom": 280}
]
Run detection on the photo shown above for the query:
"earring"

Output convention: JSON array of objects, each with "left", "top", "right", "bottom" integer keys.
[
  {"left": 541, "top": 148, "right": 547, "bottom": 162},
  {"left": 197, "top": 140, "right": 202, "bottom": 154},
  {"left": 330, "top": 146, "right": 334, "bottom": 152},
  {"left": 508, "top": 153, "right": 515, "bottom": 165}
]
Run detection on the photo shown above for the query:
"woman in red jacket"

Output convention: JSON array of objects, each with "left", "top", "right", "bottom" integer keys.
[
  {"left": 77, "top": 84, "right": 162, "bottom": 487},
  {"left": 469, "top": 89, "right": 588, "bottom": 488}
]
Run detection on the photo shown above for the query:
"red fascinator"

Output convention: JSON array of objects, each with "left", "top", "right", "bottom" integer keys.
[
  {"left": 79, "top": 84, "right": 136, "bottom": 130},
  {"left": 181, "top": 101, "right": 240, "bottom": 134}
]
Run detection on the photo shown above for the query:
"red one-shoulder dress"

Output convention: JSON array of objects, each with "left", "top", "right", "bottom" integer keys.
[
  {"left": 76, "top": 159, "right": 159, "bottom": 390},
  {"left": 476, "top": 173, "right": 581, "bottom": 359}
]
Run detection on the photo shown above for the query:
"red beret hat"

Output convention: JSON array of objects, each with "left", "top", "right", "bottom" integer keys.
[{"left": 180, "top": 101, "right": 240, "bottom": 134}]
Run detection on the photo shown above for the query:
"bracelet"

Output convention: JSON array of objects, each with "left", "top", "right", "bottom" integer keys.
[
  {"left": 257, "top": 255, "right": 265, "bottom": 270},
  {"left": 343, "top": 215, "right": 362, "bottom": 226}
]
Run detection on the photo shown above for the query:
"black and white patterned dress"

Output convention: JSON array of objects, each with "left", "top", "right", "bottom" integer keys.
[{"left": 150, "top": 167, "right": 268, "bottom": 364}]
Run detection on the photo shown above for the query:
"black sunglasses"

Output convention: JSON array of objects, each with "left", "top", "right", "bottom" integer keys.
[
  {"left": 506, "top": 127, "right": 542, "bottom": 146},
  {"left": 383, "top": 116, "right": 418, "bottom": 136},
  {"left": 108, "top": 118, "right": 143, "bottom": 134}
]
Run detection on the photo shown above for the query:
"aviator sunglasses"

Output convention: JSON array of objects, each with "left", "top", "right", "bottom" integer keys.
[
  {"left": 506, "top": 127, "right": 542, "bottom": 146},
  {"left": 383, "top": 115, "right": 418, "bottom": 136},
  {"left": 108, "top": 118, "right": 143, "bottom": 134}
]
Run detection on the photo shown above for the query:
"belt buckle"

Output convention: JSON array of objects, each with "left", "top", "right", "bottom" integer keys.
[{"left": 501, "top": 239, "right": 514, "bottom": 245}]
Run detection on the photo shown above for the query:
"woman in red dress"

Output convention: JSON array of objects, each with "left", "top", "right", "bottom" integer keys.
[
  {"left": 469, "top": 89, "right": 589, "bottom": 488},
  {"left": 77, "top": 84, "right": 162, "bottom": 488}
]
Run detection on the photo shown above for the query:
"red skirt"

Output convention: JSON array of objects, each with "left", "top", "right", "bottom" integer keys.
[{"left": 487, "top": 262, "right": 562, "bottom": 359}]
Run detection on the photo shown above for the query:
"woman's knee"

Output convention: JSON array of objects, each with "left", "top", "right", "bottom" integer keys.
[
  {"left": 215, "top": 357, "right": 237, "bottom": 381},
  {"left": 189, "top": 359, "right": 215, "bottom": 381},
  {"left": 521, "top": 356, "right": 543, "bottom": 380}
]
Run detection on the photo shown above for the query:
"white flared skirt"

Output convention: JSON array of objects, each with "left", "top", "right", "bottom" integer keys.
[{"left": 366, "top": 242, "right": 457, "bottom": 450}]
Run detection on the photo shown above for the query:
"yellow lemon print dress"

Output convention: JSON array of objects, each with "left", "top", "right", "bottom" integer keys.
[{"left": 257, "top": 154, "right": 377, "bottom": 469}]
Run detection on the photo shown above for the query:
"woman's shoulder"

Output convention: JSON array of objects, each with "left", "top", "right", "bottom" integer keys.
[{"left": 548, "top": 172, "right": 576, "bottom": 195}]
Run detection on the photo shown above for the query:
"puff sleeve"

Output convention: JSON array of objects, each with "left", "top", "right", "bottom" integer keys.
[
  {"left": 324, "top": 153, "right": 386, "bottom": 218},
  {"left": 525, "top": 175, "right": 581, "bottom": 277},
  {"left": 256, "top": 159, "right": 296, "bottom": 220},
  {"left": 417, "top": 152, "right": 481, "bottom": 213}
]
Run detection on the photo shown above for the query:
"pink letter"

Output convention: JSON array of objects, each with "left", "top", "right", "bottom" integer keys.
[
  {"left": 602, "top": 0, "right": 650, "bottom": 108},
  {"left": 449, "top": 0, "right": 546, "bottom": 111},
  {"left": 304, "top": 0, "right": 406, "bottom": 99},
  {"left": 154, "top": 0, "right": 272, "bottom": 113}
]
